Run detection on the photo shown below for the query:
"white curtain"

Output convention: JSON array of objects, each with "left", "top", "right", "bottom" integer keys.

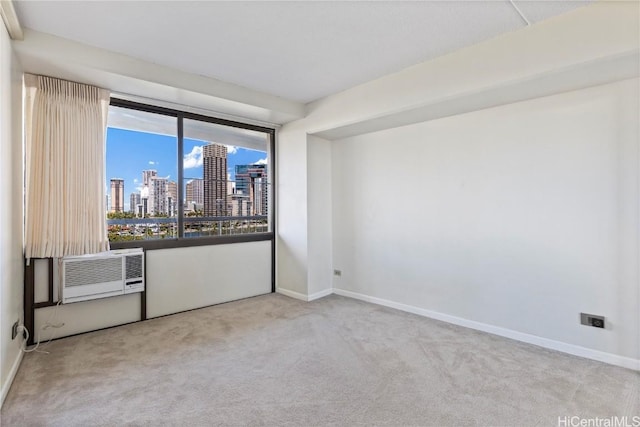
[{"left": 24, "top": 74, "right": 111, "bottom": 259}]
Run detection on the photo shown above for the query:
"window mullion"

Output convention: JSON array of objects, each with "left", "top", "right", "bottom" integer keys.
[{"left": 177, "top": 114, "right": 184, "bottom": 238}]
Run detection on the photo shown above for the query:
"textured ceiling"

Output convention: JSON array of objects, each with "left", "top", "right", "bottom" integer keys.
[{"left": 14, "top": 1, "right": 593, "bottom": 104}]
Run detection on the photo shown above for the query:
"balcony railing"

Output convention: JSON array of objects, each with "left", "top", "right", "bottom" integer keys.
[{"left": 107, "top": 215, "right": 268, "bottom": 242}]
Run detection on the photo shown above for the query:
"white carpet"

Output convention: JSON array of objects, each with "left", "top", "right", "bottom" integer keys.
[{"left": 2, "top": 294, "right": 638, "bottom": 426}]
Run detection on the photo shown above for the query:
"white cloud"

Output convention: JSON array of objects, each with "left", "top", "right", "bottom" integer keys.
[
  {"left": 133, "top": 178, "right": 139, "bottom": 183},
  {"left": 253, "top": 158, "right": 268, "bottom": 165},
  {"left": 148, "top": 161, "right": 156, "bottom": 165},
  {"left": 184, "top": 146, "right": 203, "bottom": 169},
  {"left": 226, "top": 145, "right": 238, "bottom": 154}
]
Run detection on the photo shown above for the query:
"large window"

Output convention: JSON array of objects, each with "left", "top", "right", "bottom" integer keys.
[{"left": 105, "top": 100, "right": 274, "bottom": 247}]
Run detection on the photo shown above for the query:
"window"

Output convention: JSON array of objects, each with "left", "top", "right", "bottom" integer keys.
[
  {"left": 106, "top": 107, "right": 178, "bottom": 242},
  {"left": 105, "top": 100, "right": 274, "bottom": 247},
  {"left": 183, "top": 118, "right": 271, "bottom": 237}
]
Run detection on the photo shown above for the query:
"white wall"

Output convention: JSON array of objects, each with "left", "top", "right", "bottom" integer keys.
[
  {"left": 0, "top": 20, "right": 24, "bottom": 404},
  {"left": 307, "top": 135, "right": 332, "bottom": 297},
  {"left": 146, "top": 242, "right": 271, "bottom": 318},
  {"left": 332, "top": 79, "right": 639, "bottom": 363},
  {"left": 35, "top": 293, "right": 140, "bottom": 338},
  {"left": 276, "top": 131, "right": 334, "bottom": 300},
  {"left": 276, "top": 126, "right": 309, "bottom": 296}
]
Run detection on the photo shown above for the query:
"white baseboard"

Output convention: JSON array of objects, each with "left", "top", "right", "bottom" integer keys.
[
  {"left": 1, "top": 348, "right": 23, "bottom": 408},
  {"left": 308, "top": 288, "right": 333, "bottom": 301},
  {"left": 277, "top": 287, "right": 333, "bottom": 302},
  {"left": 333, "top": 288, "right": 640, "bottom": 372},
  {"left": 276, "top": 287, "right": 310, "bottom": 302}
]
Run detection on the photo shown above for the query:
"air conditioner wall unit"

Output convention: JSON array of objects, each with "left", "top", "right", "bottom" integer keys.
[{"left": 60, "top": 248, "right": 144, "bottom": 304}]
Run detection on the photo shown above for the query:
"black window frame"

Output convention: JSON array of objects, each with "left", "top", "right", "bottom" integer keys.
[{"left": 107, "top": 98, "right": 276, "bottom": 252}]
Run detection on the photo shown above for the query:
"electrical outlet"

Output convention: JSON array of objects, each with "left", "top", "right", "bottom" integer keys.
[
  {"left": 11, "top": 320, "right": 19, "bottom": 340},
  {"left": 333, "top": 269, "right": 342, "bottom": 277},
  {"left": 580, "top": 313, "right": 605, "bottom": 329}
]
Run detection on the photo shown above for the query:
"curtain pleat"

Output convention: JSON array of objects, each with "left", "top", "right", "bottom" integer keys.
[{"left": 24, "top": 74, "right": 111, "bottom": 259}]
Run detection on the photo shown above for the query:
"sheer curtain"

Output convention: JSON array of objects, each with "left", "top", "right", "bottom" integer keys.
[{"left": 24, "top": 74, "right": 111, "bottom": 259}]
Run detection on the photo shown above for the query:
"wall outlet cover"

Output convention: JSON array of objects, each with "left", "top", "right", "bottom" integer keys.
[
  {"left": 580, "top": 313, "right": 605, "bottom": 329},
  {"left": 11, "top": 320, "right": 19, "bottom": 340}
]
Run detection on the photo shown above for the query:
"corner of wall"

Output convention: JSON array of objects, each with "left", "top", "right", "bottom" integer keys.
[
  {"left": 275, "top": 124, "right": 310, "bottom": 296},
  {"left": 274, "top": 126, "right": 334, "bottom": 300},
  {"left": 1, "top": 350, "right": 23, "bottom": 407},
  {"left": 0, "top": 19, "right": 25, "bottom": 408},
  {"left": 306, "top": 135, "right": 333, "bottom": 297}
]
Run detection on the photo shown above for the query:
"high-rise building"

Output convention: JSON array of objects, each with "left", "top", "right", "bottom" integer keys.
[
  {"left": 129, "top": 192, "right": 141, "bottom": 214},
  {"left": 167, "top": 181, "right": 178, "bottom": 216},
  {"left": 227, "top": 173, "right": 236, "bottom": 196},
  {"left": 203, "top": 144, "right": 227, "bottom": 216},
  {"left": 141, "top": 170, "right": 158, "bottom": 214},
  {"left": 235, "top": 164, "right": 268, "bottom": 215},
  {"left": 226, "top": 193, "right": 250, "bottom": 217},
  {"left": 252, "top": 177, "right": 267, "bottom": 215},
  {"left": 186, "top": 179, "right": 204, "bottom": 205},
  {"left": 139, "top": 185, "right": 149, "bottom": 217},
  {"left": 149, "top": 176, "right": 168, "bottom": 216},
  {"left": 110, "top": 178, "right": 124, "bottom": 213},
  {"left": 142, "top": 169, "right": 157, "bottom": 186},
  {"left": 168, "top": 181, "right": 178, "bottom": 204}
]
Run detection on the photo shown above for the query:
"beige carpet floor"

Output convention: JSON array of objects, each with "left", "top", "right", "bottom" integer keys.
[{"left": 1, "top": 293, "right": 638, "bottom": 426}]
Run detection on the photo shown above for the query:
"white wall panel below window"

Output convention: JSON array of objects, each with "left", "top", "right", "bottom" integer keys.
[
  {"left": 146, "top": 241, "right": 272, "bottom": 318},
  {"left": 35, "top": 294, "right": 141, "bottom": 339}
]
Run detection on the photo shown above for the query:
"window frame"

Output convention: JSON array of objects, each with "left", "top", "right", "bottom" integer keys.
[{"left": 107, "top": 98, "right": 276, "bottom": 251}]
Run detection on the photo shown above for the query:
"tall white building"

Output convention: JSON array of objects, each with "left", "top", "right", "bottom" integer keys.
[
  {"left": 139, "top": 185, "right": 149, "bottom": 217},
  {"left": 142, "top": 169, "right": 157, "bottom": 186},
  {"left": 167, "top": 180, "right": 177, "bottom": 216},
  {"left": 186, "top": 179, "right": 204, "bottom": 206},
  {"left": 129, "top": 192, "right": 141, "bottom": 214},
  {"left": 149, "top": 176, "right": 168, "bottom": 216}
]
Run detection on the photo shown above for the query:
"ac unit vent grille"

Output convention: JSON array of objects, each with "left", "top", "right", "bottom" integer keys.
[
  {"left": 126, "top": 255, "right": 143, "bottom": 279},
  {"left": 64, "top": 257, "right": 122, "bottom": 287}
]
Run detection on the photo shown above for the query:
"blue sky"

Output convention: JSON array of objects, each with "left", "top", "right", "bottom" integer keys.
[{"left": 106, "top": 127, "right": 268, "bottom": 211}]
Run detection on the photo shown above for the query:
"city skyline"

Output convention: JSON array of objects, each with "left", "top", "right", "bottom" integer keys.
[{"left": 106, "top": 127, "right": 268, "bottom": 212}]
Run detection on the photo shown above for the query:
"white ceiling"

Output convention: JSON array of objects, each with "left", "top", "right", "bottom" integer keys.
[{"left": 14, "top": 1, "right": 593, "bottom": 104}]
